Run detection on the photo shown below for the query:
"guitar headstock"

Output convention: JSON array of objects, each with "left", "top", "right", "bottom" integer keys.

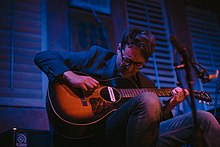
[{"left": 193, "top": 90, "right": 212, "bottom": 103}]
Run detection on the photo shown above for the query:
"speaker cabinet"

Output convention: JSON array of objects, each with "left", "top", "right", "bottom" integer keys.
[{"left": 0, "top": 128, "right": 50, "bottom": 147}]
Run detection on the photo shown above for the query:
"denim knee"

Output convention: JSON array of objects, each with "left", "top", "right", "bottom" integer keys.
[
  {"left": 197, "top": 110, "right": 219, "bottom": 127},
  {"left": 134, "top": 92, "right": 162, "bottom": 121},
  {"left": 195, "top": 110, "right": 220, "bottom": 146}
]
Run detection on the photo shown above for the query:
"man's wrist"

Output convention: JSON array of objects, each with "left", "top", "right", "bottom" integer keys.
[{"left": 63, "top": 71, "right": 75, "bottom": 81}]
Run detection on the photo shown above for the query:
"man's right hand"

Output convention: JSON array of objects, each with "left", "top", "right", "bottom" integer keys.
[{"left": 63, "top": 71, "right": 99, "bottom": 91}]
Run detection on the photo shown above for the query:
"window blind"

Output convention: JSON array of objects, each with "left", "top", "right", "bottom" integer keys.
[
  {"left": 126, "top": 0, "right": 177, "bottom": 89},
  {"left": 0, "top": 0, "right": 46, "bottom": 107},
  {"left": 186, "top": 6, "right": 220, "bottom": 111}
]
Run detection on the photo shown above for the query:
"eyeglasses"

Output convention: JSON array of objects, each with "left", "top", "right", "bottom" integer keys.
[{"left": 121, "top": 50, "right": 145, "bottom": 69}]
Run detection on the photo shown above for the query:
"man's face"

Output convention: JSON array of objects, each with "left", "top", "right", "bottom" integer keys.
[{"left": 116, "top": 45, "right": 146, "bottom": 78}]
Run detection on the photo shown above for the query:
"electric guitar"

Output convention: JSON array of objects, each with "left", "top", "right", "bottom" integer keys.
[{"left": 46, "top": 77, "right": 212, "bottom": 139}]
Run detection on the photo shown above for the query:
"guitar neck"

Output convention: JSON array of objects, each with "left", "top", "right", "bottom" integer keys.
[{"left": 118, "top": 88, "right": 173, "bottom": 98}]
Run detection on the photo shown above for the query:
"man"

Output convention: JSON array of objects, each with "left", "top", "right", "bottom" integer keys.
[{"left": 34, "top": 27, "right": 220, "bottom": 147}]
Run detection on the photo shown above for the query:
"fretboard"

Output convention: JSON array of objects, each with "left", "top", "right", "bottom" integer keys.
[{"left": 118, "top": 88, "right": 174, "bottom": 98}]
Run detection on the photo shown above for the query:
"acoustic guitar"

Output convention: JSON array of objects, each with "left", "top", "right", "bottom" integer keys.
[{"left": 46, "top": 77, "right": 211, "bottom": 139}]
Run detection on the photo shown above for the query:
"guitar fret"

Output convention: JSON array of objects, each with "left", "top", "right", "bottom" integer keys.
[
  {"left": 121, "top": 89, "right": 129, "bottom": 98},
  {"left": 134, "top": 89, "right": 140, "bottom": 96},
  {"left": 128, "top": 90, "right": 132, "bottom": 97}
]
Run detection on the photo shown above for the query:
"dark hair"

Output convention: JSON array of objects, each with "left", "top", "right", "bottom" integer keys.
[{"left": 121, "top": 27, "right": 156, "bottom": 61}]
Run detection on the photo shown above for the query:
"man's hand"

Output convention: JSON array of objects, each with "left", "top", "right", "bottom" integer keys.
[
  {"left": 63, "top": 71, "right": 99, "bottom": 91},
  {"left": 171, "top": 87, "right": 189, "bottom": 105},
  {"left": 163, "top": 87, "right": 190, "bottom": 115}
]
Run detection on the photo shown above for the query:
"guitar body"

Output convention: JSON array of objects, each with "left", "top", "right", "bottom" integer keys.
[{"left": 47, "top": 78, "right": 136, "bottom": 139}]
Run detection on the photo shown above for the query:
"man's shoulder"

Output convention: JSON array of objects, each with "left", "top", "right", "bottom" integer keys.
[{"left": 89, "top": 46, "right": 115, "bottom": 54}]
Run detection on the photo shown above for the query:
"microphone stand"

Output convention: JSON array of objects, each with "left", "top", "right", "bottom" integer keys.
[
  {"left": 170, "top": 36, "right": 205, "bottom": 147},
  {"left": 173, "top": 49, "right": 184, "bottom": 115},
  {"left": 214, "top": 80, "right": 220, "bottom": 119},
  {"left": 180, "top": 46, "right": 200, "bottom": 132}
]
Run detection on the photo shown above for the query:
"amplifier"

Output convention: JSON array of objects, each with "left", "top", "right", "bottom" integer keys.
[{"left": 0, "top": 128, "right": 50, "bottom": 147}]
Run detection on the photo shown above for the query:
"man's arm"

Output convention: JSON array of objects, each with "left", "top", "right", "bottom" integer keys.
[
  {"left": 163, "top": 87, "right": 189, "bottom": 118},
  {"left": 34, "top": 50, "right": 87, "bottom": 81},
  {"left": 62, "top": 71, "right": 99, "bottom": 91}
]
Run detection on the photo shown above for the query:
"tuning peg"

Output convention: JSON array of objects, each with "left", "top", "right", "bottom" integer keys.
[{"left": 198, "top": 100, "right": 202, "bottom": 103}]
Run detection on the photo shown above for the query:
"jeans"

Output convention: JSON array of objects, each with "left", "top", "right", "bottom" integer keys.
[
  {"left": 158, "top": 110, "right": 220, "bottom": 147},
  {"left": 105, "top": 92, "right": 220, "bottom": 147},
  {"left": 105, "top": 92, "right": 162, "bottom": 147}
]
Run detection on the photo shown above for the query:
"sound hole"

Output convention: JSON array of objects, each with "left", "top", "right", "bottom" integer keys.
[{"left": 100, "top": 87, "right": 120, "bottom": 102}]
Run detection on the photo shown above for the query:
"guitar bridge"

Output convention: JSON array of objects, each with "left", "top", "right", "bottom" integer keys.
[
  {"left": 79, "top": 90, "right": 88, "bottom": 106},
  {"left": 81, "top": 99, "right": 88, "bottom": 106}
]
